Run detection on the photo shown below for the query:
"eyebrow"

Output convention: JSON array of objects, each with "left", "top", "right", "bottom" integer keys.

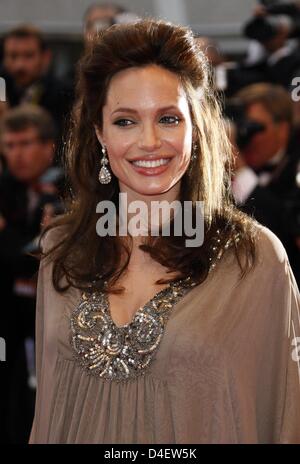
[{"left": 111, "top": 105, "right": 181, "bottom": 116}]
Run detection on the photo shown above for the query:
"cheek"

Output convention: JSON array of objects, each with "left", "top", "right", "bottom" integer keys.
[
  {"left": 27, "top": 149, "right": 42, "bottom": 167},
  {"left": 106, "top": 142, "right": 131, "bottom": 166},
  {"left": 250, "top": 131, "right": 268, "bottom": 149},
  {"left": 262, "top": 129, "right": 278, "bottom": 149},
  {"left": 170, "top": 135, "right": 192, "bottom": 179},
  {"left": 104, "top": 139, "right": 133, "bottom": 178},
  {"left": 29, "top": 56, "right": 38, "bottom": 66},
  {"left": 180, "top": 134, "right": 192, "bottom": 166},
  {"left": 167, "top": 127, "right": 192, "bottom": 157},
  {"left": 5, "top": 155, "right": 14, "bottom": 168},
  {"left": 104, "top": 126, "right": 133, "bottom": 159}
]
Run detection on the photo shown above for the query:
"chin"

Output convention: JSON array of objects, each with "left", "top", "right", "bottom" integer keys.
[
  {"left": 134, "top": 187, "right": 171, "bottom": 196},
  {"left": 13, "top": 173, "right": 29, "bottom": 182}
]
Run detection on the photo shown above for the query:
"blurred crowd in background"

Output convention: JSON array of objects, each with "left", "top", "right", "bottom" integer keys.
[{"left": 1, "top": 0, "right": 300, "bottom": 444}]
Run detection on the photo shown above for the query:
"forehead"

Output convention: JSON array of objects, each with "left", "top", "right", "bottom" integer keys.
[
  {"left": 246, "top": 102, "right": 273, "bottom": 121},
  {"left": 104, "top": 65, "right": 187, "bottom": 111},
  {"left": 4, "top": 36, "right": 41, "bottom": 52},
  {"left": 3, "top": 126, "right": 38, "bottom": 139}
]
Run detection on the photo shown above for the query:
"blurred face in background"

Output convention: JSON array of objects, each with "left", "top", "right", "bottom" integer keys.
[
  {"left": 3, "top": 36, "right": 48, "bottom": 87},
  {"left": 2, "top": 126, "right": 54, "bottom": 183},
  {"left": 242, "top": 102, "right": 290, "bottom": 168},
  {"left": 263, "top": 24, "right": 290, "bottom": 54},
  {"left": 84, "top": 6, "right": 117, "bottom": 41},
  {"left": 195, "top": 37, "right": 224, "bottom": 67}
]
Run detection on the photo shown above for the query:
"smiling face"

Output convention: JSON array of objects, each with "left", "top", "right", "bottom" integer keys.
[{"left": 95, "top": 64, "right": 194, "bottom": 201}]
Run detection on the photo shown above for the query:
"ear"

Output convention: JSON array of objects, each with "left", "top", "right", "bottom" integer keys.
[{"left": 94, "top": 125, "right": 105, "bottom": 147}]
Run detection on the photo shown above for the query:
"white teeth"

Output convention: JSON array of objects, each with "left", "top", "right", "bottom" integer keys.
[{"left": 131, "top": 158, "right": 170, "bottom": 168}]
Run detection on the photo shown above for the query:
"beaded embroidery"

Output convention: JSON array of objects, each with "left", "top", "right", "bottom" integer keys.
[
  {"left": 70, "top": 231, "right": 240, "bottom": 381},
  {"left": 70, "top": 276, "right": 197, "bottom": 381}
]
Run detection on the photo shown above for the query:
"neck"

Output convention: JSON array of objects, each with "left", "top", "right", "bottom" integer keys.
[
  {"left": 120, "top": 182, "right": 180, "bottom": 205},
  {"left": 118, "top": 182, "right": 181, "bottom": 232},
  {"left": 117, "top": 182, "right": 181, "bottom": 256}
]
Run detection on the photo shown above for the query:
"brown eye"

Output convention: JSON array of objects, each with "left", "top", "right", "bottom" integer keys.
[
  {"left": 160, "top": 115, "right": 181, "bottom": 125},
  {"left": 113, "top": 119, "right": 135, "bottom": 127}
]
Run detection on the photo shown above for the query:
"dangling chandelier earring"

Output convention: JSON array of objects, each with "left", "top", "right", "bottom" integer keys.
[{"left": 99, "top": 145, "right": 112, "bottom": 184}]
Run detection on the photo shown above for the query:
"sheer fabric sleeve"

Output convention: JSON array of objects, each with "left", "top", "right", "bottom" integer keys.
[
  {"left": 277, "top": 261, "right": 300, "bottom": 443},
  {"left": 255, "top": 228, "right": 300, "bottom": 443},
  {"left": 28, "top": 231, "right": 60, "bottom": 444}
]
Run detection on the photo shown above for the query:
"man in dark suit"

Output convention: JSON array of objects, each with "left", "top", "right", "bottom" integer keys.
[
  {"left": 1, "top": 24, "right": 73, "bottom": 142},
  {"left": 218, "top": 2, "right": 300, "bottom": 98},
  {"left": 0, "top": 104, "right": 63, "bottom": 443},
  {"left": 232, "top": 83, "right": 300, "bottom": 283}
]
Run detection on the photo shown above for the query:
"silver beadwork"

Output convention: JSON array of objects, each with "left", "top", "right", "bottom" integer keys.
[
  {"left": 99, "top": 146, "right": 112, "bottom": 184},
  {"left": 208, "top": 230, "right": 241, "bottom": 271},
  {"left": 70, "top": 231, "right": 240, "bottom": 381},
  {"left": 70, "top": 276, "right": 197, "bottom": 382}
]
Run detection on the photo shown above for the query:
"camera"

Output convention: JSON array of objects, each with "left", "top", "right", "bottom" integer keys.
[
  {"left": 88, "top": 12, "right": 140, "bottom": 34},
  {"left": 244, "top": 1, "right": 300, "bottom": 43}
]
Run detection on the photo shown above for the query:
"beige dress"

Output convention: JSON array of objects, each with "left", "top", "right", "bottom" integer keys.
[{"left": 29, "top": 225, "right": 300, "bottom": 443}]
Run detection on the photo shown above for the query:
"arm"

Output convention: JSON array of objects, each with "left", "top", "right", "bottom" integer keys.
[
  {"left": 254, "top": 230, "right": 300, "bottom": 442},
  {"left": 28, "top": 256, "right": 46, "bottom": 444},
  {"left": 28, "top": 231, "right": 59, "bottom": 444}
]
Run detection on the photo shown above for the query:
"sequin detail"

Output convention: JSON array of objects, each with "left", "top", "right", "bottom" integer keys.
[
  {"left": 70, "top": 231, "right": 240, "bottom": 382},
  {"left": 70, "top": 276, "right": 197, "bottom": 382}
]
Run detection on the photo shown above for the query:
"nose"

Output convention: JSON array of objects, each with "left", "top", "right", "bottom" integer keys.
[
  {"left": 14, "top": 56, "right": 26, "bottom": 70},
  {"left": 138, "top": 122, "right": 162, "bottom": 152}
]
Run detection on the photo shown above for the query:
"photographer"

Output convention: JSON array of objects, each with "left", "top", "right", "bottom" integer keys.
[
  {"left": 242, "top": 1, "right": 300, "bottom": 89},
  {"left": 83, "top": 3, "right": 139, "bottom": 44},
  {"left": 231, "top": 83, "right": 300, "bottom": 283},
  {"left": 1, "top": 25, "right": 73, "bottom": 140},
  {"left": 210, "top": 2, "right": 300, "bottom": 96},
  {"left": 0, "top": 104, "right": 63, "bottom": 443}
]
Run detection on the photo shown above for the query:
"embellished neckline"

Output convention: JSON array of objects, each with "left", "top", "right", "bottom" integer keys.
[
  {"left": 70, "top": 275, "right": 197, "bottom": 382},
  {"left": 70, "top": 230, "right": 241, "bottom": 382},
  {"left": 104, "top": 277, "right": 191, "bottom": 329}
]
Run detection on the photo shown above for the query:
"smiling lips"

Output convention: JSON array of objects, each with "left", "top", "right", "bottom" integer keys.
[
  {"left": 129, "top": 157, "right": 172, "bottom": 175},
  {"left": 131, "top": 158, "right": 171, "bottom": 168}
]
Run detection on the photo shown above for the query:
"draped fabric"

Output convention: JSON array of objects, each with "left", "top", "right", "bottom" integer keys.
[{"left": 29, "top": 225, "right": 300, "bottom": 443}]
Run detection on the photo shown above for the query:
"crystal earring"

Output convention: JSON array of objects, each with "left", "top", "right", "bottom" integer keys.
[
  {"left": 99, "top": 145, "right": 112, "bottom": 184},
  {"left": 191, "top": 142, "right": 198, "bottom": 161}
]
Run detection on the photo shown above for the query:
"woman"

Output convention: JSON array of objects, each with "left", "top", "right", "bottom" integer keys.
[{"left": 29, "top": 19, "right": 300, "bottom": 443}]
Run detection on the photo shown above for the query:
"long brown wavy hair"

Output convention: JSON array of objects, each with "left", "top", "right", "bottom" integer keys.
[{"left": 40, "top": 19, "right": 257, "bottom": 294}]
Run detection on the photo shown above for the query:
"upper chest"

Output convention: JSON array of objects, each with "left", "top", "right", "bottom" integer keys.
[{"left": 107, "top": 266, "right": 180, "bottom": 327}]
